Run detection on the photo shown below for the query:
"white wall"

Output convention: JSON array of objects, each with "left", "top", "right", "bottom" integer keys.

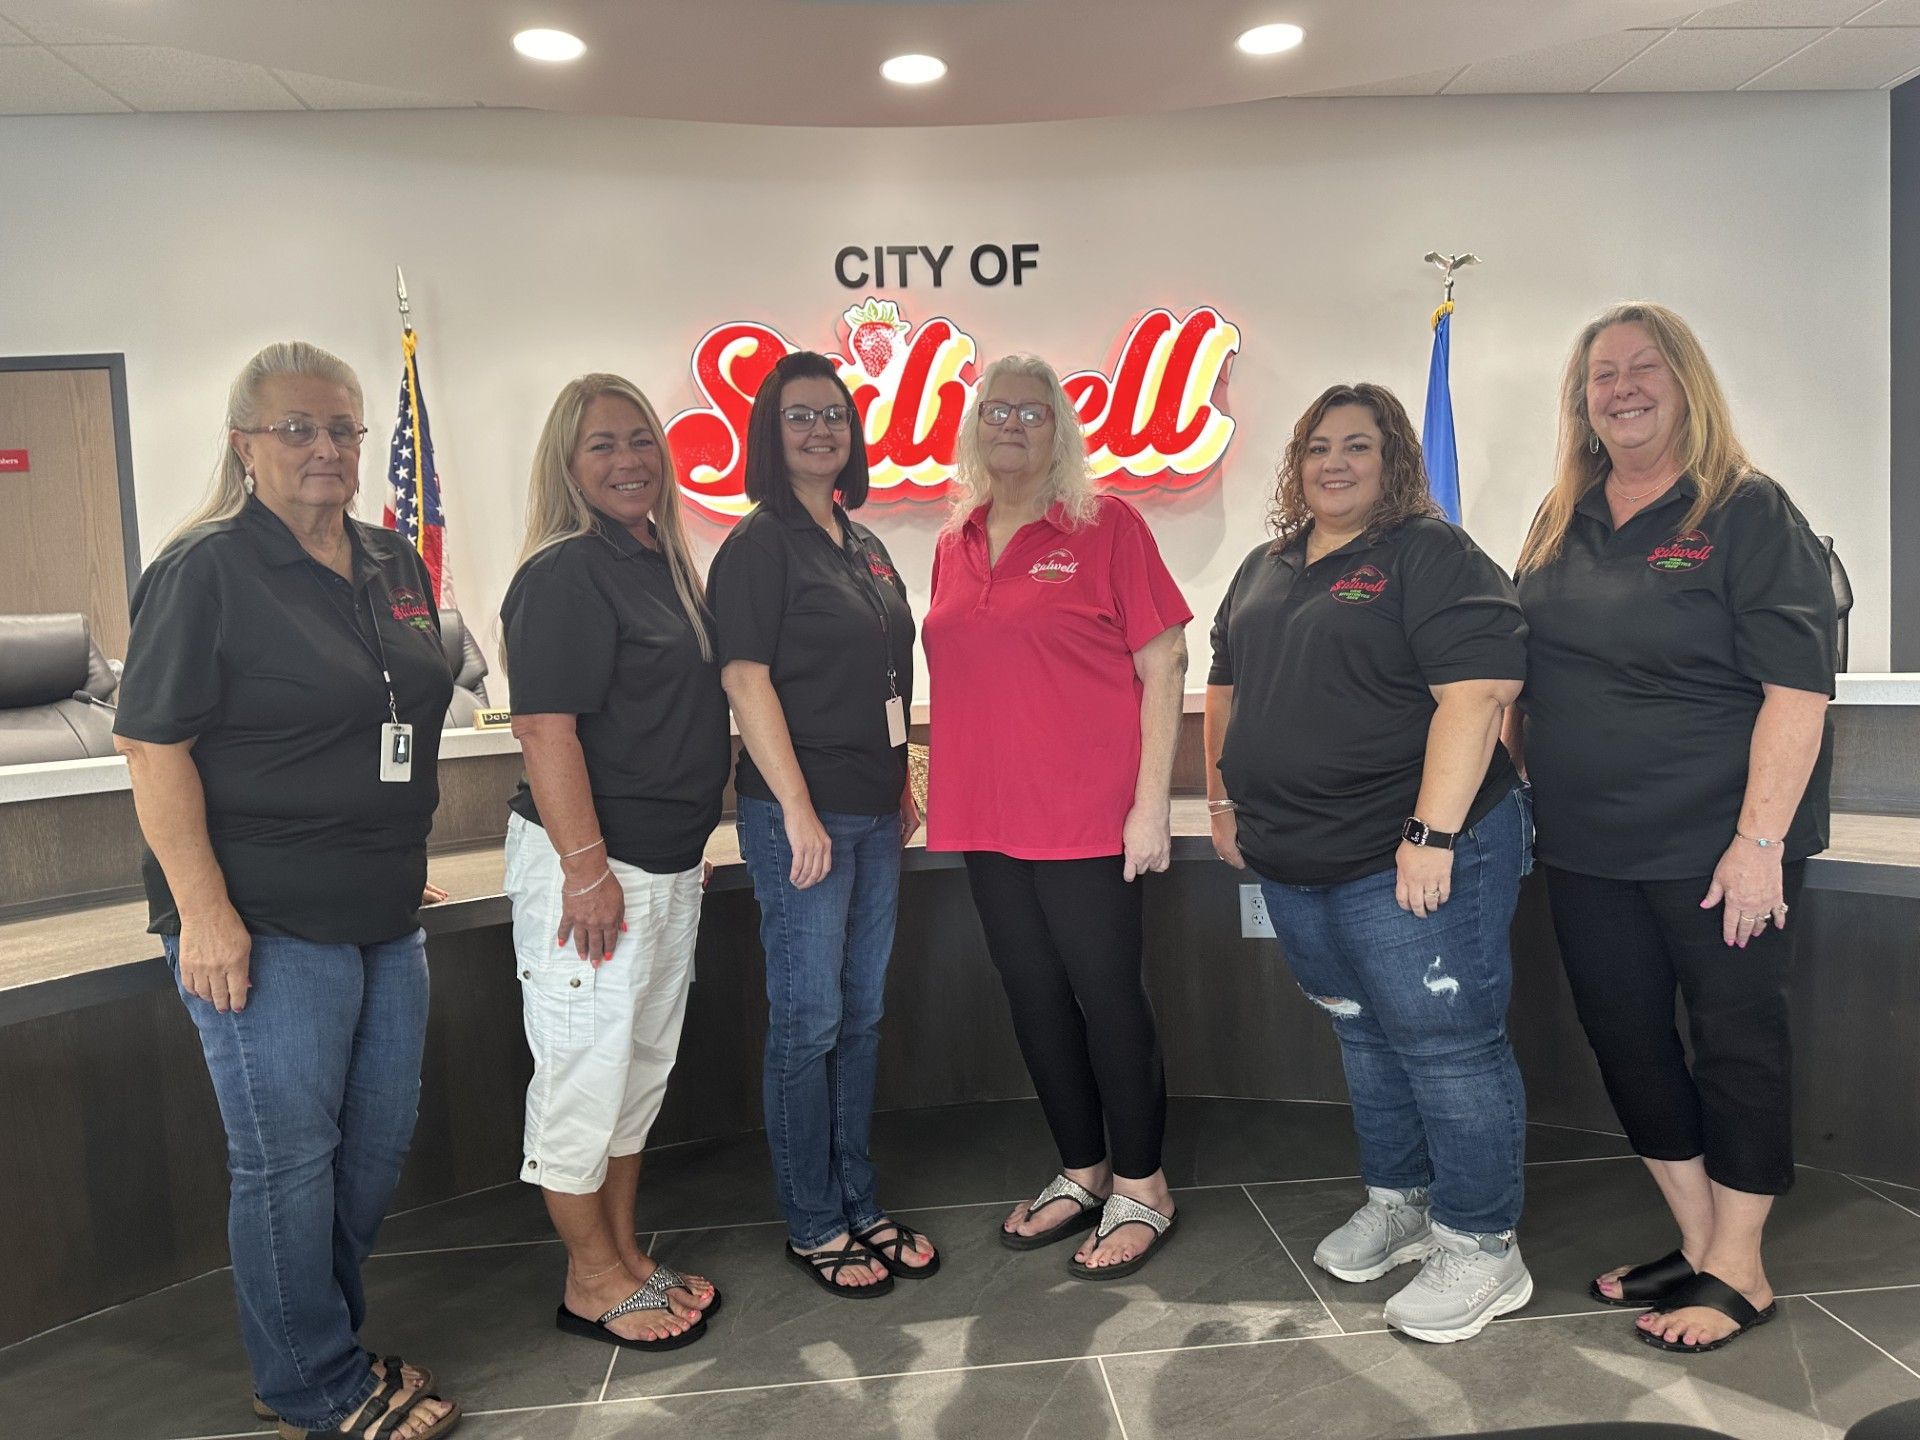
[{"left": 0, "top": 93, "right": 1891, "bottom": 693}]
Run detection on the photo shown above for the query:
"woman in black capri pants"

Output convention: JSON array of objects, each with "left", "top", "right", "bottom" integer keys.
[{"left": 1511, "top": 301, "right": 1835, "bottom": 1355}]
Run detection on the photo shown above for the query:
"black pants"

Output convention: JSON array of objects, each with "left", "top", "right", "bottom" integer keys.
[
  {"left": 963, "top": 852, "right": 1167, "bottom": 1178},
  {"left": 1542, "top": 863, "right": 1805, "bottom": 1195}
]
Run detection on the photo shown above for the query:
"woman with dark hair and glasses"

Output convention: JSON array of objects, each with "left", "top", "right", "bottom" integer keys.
[
  {"left": 922, "top": 354, "right": 1191, "bottom": 1279},
  {"left": 708, "top": 350, "right": 939, "bottom": 1297},
  {"left": 1204, "top": 383, "right": 1533, "bottom": 1343}
]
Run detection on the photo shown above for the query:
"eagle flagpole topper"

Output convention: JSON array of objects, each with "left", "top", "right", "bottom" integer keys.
[{"left": 1420, "top": 250, "right": 1478, "bottom": 525}]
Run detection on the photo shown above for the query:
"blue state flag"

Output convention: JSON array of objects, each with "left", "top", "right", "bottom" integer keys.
[{"left": 1422, "top": 302, "right": 1462, "bottom": 523}]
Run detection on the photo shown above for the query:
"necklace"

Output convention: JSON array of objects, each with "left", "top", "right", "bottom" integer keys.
[
  {"left": 1607, "top": 474, "right": 1674, "bottom": 505},
  {"left": 302, "top": 526, "right": 349, "bottom": 572}
]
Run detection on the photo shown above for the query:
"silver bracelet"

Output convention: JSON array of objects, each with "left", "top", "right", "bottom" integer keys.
[
  {"left": 1207, "top": 798, "right": 1238, "bottom": 814},
  {"left": 1735, "top": 829, "right": 1782, "bottom": 849},
  {"left": 563, "top": 869, "right": 614, "bottom": 898},
  {"left": 560, "top": 838, "right": 606, "bottom": 860}
]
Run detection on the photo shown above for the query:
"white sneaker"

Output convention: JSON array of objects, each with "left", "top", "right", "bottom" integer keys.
[
  {"left": 1312, "top": 1186, "right": 1434, "bottom": 1283},
  {"left": 1384, "top": 1221, "right": 1533, "bottom": 1343}
]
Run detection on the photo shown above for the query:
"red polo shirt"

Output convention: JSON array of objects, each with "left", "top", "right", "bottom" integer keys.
[{"left": 923, "top": 494, "right": 1192, "bottom": 859}]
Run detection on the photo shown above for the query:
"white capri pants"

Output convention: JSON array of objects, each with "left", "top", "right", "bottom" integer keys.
[{"left": 504, "top": 811, "right": 702, "bottom": 1194}]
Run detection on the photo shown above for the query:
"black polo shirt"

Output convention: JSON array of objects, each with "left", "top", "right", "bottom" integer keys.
[
  {"left": 1516, "top": 474, "right": 1835, "bottom": 881},
  {"left": 115, "top": 497, "right": 454, "bottom": 943},
  {"left": 708, "top": 503, "right": 915, "bottom": 816},
  {"left": 501, "top": 511, "right": 730, "bottom": 874},
  {"left": 1208, "top": 516, "right": 1528, "bottom": 887}
]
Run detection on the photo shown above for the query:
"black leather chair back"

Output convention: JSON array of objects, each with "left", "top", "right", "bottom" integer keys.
[
  {"left": 1818, "top": 535, "right": 1852, "bottom": 674},
  {"left": 438, "top": 608, "right": 491, "bottom": 727},
  {"left": 0, "top": 613, "right": 120, "bottom": 764}
]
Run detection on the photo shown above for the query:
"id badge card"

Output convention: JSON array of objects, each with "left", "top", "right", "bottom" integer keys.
[
  {"left": 379, "top": 722, "right": 415, "bottom": 783},
  {"left": 885, "top": 696, "right": 908, "bottom": 747}
]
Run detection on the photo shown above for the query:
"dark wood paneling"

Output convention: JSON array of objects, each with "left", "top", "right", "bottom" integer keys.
[
  {"left": 0, "top": 789, "right": 142, "bottom": 913},
  {"left": 425, "top": 752, "right": 523, "bottom": 850},
  {"left": 1830, "top": 707, "right": 1920, "bottom": 816}
]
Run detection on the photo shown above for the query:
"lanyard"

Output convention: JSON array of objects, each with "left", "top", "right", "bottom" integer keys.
[
  {"left": 305, "top": 564, "right": 402, "bottom": 726},
  {"left": 831, "top": 524, "right": 900, "bottom": 700}
]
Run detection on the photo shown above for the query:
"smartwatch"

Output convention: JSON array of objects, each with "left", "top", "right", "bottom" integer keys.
[{"left": 1402, "top": 816, "right": 1458, "bottom": 851}]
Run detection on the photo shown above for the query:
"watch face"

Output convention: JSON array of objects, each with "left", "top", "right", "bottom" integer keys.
[{"left": 1403, "top": 818, "right": 1427, "bottom": 845}]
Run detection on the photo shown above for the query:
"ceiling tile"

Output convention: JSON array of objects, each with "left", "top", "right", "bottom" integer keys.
[
  {"left": 272, "top": 68, "right": 468, "bottom": 109},
  {"left": 1595, "top": 26, "right": 1821, "bottom": 88},
  {"left": 1, "top": 11, "right": 132, "bottom": 44},
  {"left": 0, "top": 46, "right": 128, "bottom": 112},
  {"left": 1688, "top": 0, "right": 1874, "bottom": 25},
  {"left": 54, "top": 44, "right": 302, "bottom": 110},
  {"left": 1305, "top": 65, "right": 1461, "bottom": 97},
  {"left": 1851, "top": 0, "right": 1920, "bottom": 23},
  {"left": 1742, "top": 23, "right": 1920, "bottom": 84},
  {"left": 0, "top": 14, "right": 32, "bottom": 44},
  {"left": 1445, "top": 31, "right": 1664, "bottom": 93}
]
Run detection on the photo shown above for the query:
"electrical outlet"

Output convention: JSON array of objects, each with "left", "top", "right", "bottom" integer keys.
[{"left": 1239, "top": 884, "right": 1275, "bottom": 938}]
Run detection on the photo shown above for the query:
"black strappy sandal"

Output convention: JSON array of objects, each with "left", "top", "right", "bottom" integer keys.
[
  {"left": 274, "top": 1363, "right": 461, "bottom": 1439},
  {"left": 1635, "top": 1271, "right": 1778, "bottom": 1353},
  {"left": 785, "top": 1236, "right": 896, "bottom": 1298},
  {"left": 1589, "top": 1248, "right": 1696, "bottom": 1308},
  {"left": 255, "top": 1358, "right": 433, "bottom": 1424},
  {"left": 852, "top": 1218, "right": 941, "bottom": 1279}
]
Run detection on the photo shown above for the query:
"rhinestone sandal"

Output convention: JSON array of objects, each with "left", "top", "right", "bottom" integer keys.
[
  {"left": 1067, "top": 1193, "right": 1179, "bottom": 1281},
  {"left": 555, "top": 1264, "right": 709, "bottom": 1351},
  {"left": 1001, "top": 1173, "right": 1106, "bottom": 1251}
]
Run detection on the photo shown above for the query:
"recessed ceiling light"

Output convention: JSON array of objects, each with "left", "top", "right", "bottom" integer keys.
[
  {"left": 513, "top": 28, "right": 586, "bottom": 63},
  {"left": 881, "top": 53, "right": 947, "bottom": 86},
  {"left": 1236, "top": 23, "right": 1304, "bottom": 57}
]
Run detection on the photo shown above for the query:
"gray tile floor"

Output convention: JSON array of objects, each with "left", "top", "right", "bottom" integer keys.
[{"left": 5, "top": 1098, "right": 1919, "bottom": 1440}]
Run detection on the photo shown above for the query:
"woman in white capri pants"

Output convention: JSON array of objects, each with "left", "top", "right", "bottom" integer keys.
[{"left": 501, "top": 374, "right": 732, "bottom": 1351}]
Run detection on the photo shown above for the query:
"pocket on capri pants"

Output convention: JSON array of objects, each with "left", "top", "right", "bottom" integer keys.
[{"left": 520, "top": 957, "right": 597, "bottom": 1052}]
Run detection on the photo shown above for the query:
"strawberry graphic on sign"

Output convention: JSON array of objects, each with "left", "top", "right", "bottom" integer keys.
[{"left": 845, "top": 298, "right": 910, "bottom": 378}]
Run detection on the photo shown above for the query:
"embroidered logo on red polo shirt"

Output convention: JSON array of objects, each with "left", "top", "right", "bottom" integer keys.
[
  {"left": 866, "top": 553, "right": 897, "bottom": 582},
  {"left": 1329, "top": 565, "right": 1389, "bottom": 604},
  {"left": 1648, "top": 530, "right": 1714, "bottom": 572},
  {"left": 1029, "top": 549, "right": 1080, "bottom": 583},
  {"left": 388, "top": 586, "right": 435, "bottom": 632}
]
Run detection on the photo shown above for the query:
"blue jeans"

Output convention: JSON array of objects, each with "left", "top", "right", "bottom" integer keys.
[
  {"left": 1259, "top": 786, "right": 1532, "bottom": 1235},
  {"left": 166, "top": 929, "right": 428, "bottom": 1431},
  {"left": 738, "top": 794, "right": 902, "bottom": 1249}
]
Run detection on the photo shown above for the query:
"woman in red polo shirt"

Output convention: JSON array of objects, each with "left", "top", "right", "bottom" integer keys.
[{"left": 923, "top": 354, "right": 1191, "bottom": 1279}]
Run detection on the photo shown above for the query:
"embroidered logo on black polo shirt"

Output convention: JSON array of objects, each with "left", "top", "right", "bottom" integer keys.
[
  {"left": 1029, "top": 549, "right": 1080, "bottom": 583},
  {"left": 1647, "top": 530, "right": 1714, "bottom": 572},
  {"left": 1329, "top": 565, "right": 1388, "bottom": 603},
  {"left": 866, "top": 553, "right": 898, "bottom": 583},
  {"left": 388, "top": 586, "right": 435, "bottom": 632}
]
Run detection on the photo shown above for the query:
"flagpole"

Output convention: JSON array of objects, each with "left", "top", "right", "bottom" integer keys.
[
  {"left": 395, "top": 265, "right": 413, "bottom": 337},
  {"left": 1419, "top": 252, "right": 1476, "bottom": 525}
]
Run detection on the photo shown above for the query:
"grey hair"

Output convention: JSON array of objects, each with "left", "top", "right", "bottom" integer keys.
[{"left": 944, "top": 354, "right": 1100, "bottom": 533}]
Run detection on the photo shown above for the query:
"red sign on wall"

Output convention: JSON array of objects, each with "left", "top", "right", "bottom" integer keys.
[
  {"left": 665, "top": 301, "right": 1241, "bottom": 522},
  {"left": 0, "top": 450, "right": 28, "bottom": 473}
]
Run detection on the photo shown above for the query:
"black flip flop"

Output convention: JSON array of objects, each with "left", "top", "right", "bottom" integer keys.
[
  {"left": 1067, "top": 1195, "right": 1179, "bottom": 1282},
  {"left": 852, "top": 1218, "right": 941, "bottom": 1279},
  {"left": 554, "top": 1264, "right": 709, "bottom": 1352},
  {"left": 1635, "top": 1271, "right": 1778, "bottom": 1353},
  {"left": 785, "top": 1237, "right": 896, "bottom": 1298},
  {"left": 1002, "top": 1174, "right": 1105, "bottom": 1252},
  {"left": 1589, "top": 1248, "right": 1696, "bottom": 1307}
]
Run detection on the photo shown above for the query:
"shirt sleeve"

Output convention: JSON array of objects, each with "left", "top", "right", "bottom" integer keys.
[
  {"left": 502, "top": 555, "right": 616, "bottom": 714},
  {"left": 708, "top": 519, "right": 788, "bottom": 667},
  {"left": 1399, "top": 526, "right": 1530, "bottom": 687},
  {"left": 1206, "top": 564, "right": 1241, "bottom": 686},
  {"left": 1105, "top": 499, "right": 1193, "bottom": 652},
  {"left": 112, "top": 544, "right": 225, "bottom": 744},
  {"left": 1726, "top": 480, "right": 1837, "bottom": 696}
]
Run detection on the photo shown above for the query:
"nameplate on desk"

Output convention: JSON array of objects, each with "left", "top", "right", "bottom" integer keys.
[{"left": 472, "top": 708, "right": 513, "bottom": 730}]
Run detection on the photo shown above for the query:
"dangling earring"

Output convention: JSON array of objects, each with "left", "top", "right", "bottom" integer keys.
[
  {"left": 243, "top": 471, "right": 256, "bottom": 495},
  {"left": 1587, "top": 432, "right": 1600, "bottom": 456}
]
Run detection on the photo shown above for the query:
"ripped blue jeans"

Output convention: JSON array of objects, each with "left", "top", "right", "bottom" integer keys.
[{"left": 1259, "top": 786, "right": 1531, "bottom": 1235}]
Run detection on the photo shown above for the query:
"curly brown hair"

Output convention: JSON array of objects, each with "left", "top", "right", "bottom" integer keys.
[{"left": 1268, "top": 382, "right": 1441, "bottom": 548}]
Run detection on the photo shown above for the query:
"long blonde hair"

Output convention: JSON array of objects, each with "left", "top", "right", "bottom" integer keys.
[
  {"left": 168, "top": 341, "right": 365, "bottom": 546},
  {"left": 1517, "top": 301, "right": 1754, "bottom": 573},
  {"left": 517, "top": 373, "right": 712, "bottom": 662},
  {"left": 945, "top": 354, "right": 1101, "bottom": 533}
]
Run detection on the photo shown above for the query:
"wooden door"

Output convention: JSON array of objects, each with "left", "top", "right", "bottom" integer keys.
[{"left": 0, "top": 360, "right": 136, "bottom": 659}]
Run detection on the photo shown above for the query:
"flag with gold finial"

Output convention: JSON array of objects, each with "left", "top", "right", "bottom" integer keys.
[{"left": 382, "top": 271, "right": 453, "bottom": 604}]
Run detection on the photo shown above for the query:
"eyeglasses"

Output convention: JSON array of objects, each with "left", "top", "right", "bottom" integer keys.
[
  {"left": 781, "top": 405, "right": 853, "bottom": 432},
  {"left": 978, "top": 401, "right": 1053, "bottom": 428},
  {"left": 236, "top": 419, "right": 371, "bottom": 450}
]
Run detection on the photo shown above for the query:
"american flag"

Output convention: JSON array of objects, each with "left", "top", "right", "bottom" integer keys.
[{"left": 382, "top": 327, "right": 453, "bottom": 604}]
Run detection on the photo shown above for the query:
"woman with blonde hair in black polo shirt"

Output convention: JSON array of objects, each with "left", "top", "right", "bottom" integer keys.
[
  {"left": 1512, "top": 302, "right": 1835, "bottom": 1354},
  {"left": 502, "top": 373, "right": 730, "bottom": 1351}
]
